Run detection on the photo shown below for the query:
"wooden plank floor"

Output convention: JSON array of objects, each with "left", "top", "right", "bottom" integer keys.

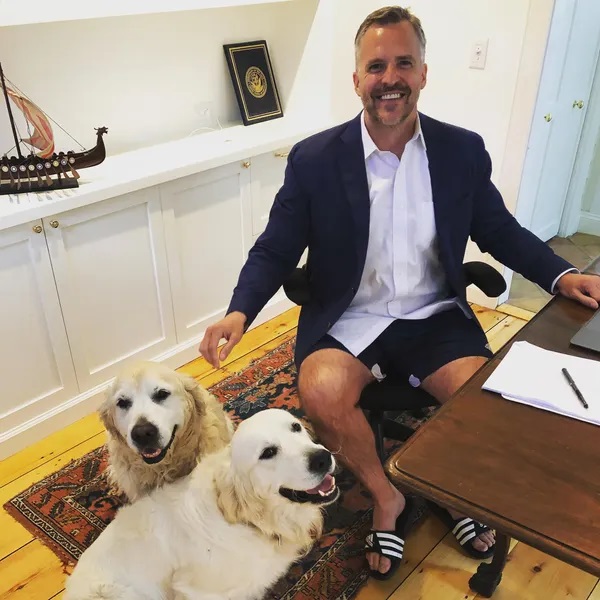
[{"left": 1, "top": 304, "right": 598, "bottom": 600}]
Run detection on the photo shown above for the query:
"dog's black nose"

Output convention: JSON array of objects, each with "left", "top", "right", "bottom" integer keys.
[
  {"left": 308, "top": 449, "right": 332, "bottom": 474},
  {"left": 131, "top": 421, "right": 159, "bottom": 447}
]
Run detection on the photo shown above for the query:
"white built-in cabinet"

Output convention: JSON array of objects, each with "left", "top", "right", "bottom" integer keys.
[
  {"left": 42, "top": 188, "right": 177, "bottom": 390},
  {"left": 0, "top": 222, "right": 79, "bottom": 435},
  {"left": 249, "top": 148, "right": 290, "bottom": 243},
  {"left": 0, "top": 149, "right": 293, "bottom": 458},
  {"left": 161, "top": 161, "right": 252, "bottom": 344}
]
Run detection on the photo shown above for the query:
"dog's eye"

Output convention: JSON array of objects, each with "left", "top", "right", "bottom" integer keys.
[
  {"left": 153, "top": 389, "right": 171, "bottom": 402},
  {"left": 259, "top": 446, "right": 278, "bottom": 460},
  {"left": 116, "top": 397, "right": 131, "bottom": 410},
  {"left": 291, "top": 422, "right": 302, "bottom": 433}
]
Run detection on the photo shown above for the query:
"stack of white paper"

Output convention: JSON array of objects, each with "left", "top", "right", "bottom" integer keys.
[{"left": 482, "top": 341, "right": 600, "bottom": 427}]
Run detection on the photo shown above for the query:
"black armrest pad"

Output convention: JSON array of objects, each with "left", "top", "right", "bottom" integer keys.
[{"left": 463, "top": 261, "right": 507, "bottom": 297}]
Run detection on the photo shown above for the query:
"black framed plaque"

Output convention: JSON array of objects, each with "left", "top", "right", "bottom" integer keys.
[{"left": 223, "top": 40, "right": 283, "bottom": 126}]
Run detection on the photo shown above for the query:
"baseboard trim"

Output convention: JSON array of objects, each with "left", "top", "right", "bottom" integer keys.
[
  {"left": 578, "top": 211, "right": 600, "bottom": 237},
  {"left": 0, "top": 295, "right": 295, "bottom": 461}
]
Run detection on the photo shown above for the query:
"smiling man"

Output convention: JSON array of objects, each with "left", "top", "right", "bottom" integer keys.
[{"left": 199, "top": 5, "right": 600, "bottom": 579}]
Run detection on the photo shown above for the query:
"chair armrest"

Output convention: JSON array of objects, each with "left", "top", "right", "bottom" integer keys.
[
  {"left": 282, "top": 265, "right": 311, "bottom": 305},
  {"left": 283, "top": 260, "right": 507, "bottom": 306},
  {"left": 463, "top": 261, "right": 507, "bottom": 297}
]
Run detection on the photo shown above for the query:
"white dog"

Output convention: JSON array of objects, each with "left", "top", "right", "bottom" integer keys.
[
  {"left": 64, "top": 408, "right": 339, "bottom": 600},
  {"left": 99, "top": 361, "right": 234, "bottom": 502}
]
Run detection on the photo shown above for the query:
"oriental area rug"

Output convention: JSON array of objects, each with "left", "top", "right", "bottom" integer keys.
[{"left": 4, "top": 338, "right": 434, "bottom": 599}]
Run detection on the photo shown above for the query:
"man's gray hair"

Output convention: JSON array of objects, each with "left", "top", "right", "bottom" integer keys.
[{"left": 354, "top": 6, "right": 426, "bottom": 63}]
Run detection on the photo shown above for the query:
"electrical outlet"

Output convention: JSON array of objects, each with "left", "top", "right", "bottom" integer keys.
[{"left": 469, "top": 39, "right": 488, "bottom": 70}]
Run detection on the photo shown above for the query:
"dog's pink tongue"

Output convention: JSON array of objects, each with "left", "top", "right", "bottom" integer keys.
[{"left": 306, "top": 474, "right": 335, "bottom": 494}]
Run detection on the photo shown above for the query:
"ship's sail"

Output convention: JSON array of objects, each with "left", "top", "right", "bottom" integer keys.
[{"left": 0, "top": 80, "right": 54, "bottom": 158}]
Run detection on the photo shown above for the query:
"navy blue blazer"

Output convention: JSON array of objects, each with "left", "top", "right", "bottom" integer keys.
[{"left": 227, "top": 112, "right": 573, "bottom": 366}]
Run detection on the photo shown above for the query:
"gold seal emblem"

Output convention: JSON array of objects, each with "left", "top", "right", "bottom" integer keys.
[{"left": 245, "top": 66, "right": 267, "bottom": 99}]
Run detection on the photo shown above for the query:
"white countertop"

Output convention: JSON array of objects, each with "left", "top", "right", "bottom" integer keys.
[{"left": 0, "top": 117, "right": 333, "bottom": 230}]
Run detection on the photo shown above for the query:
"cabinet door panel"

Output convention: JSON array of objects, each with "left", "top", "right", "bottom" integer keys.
[
  {"left": 44, "top": 188, "right": 176, "bottom": 388},
  {"left": 0, "top": 222, "right": 78, "bottom": 434},
  {"left": 250, "top": 147, "right": 290, "bottom": 238},
  {"left": 161, "top": 162, "right": 252, "bottom": 343}
]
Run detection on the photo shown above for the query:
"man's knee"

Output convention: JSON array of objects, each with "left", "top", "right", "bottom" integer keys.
[
  {"left": 422, "top": 355, "right": 488, "bottom": 403},
  {"left": 298, "top": 349, "right": 372, "bottom": 417}
]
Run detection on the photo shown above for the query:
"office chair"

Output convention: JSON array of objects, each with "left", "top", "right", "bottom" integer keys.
[{"left": 283, "top": 261, "right": 507, "bottom": 461}]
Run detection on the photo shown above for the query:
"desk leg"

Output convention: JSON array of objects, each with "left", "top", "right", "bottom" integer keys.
[{"left": 468, "top": 532, "right": 510, "bottom": 598}]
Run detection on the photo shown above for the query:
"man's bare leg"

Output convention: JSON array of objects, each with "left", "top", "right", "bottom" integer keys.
[
  {"left": 421, "top": 355, "right": 495, "bottom": 552},
  {"left": 298, "top": 349, "right": 404, "bottom": 576}
]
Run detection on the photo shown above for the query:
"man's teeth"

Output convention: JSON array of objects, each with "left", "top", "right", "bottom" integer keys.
[{"left": 380, "top": 92, "right": 404, "bottom": 100}]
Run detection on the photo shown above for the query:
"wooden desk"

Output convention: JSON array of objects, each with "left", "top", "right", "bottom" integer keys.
[{"left": 385, "top": 295, "right": 600, "bottom": 597}]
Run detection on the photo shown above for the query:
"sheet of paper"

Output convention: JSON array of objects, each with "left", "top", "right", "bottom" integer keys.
[{"left": 482, "top": 341, "right": 600, "bottom": 426}]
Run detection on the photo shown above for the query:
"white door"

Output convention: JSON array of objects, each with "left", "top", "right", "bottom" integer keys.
[
  {"left": 160, "top": 161, "right": 252, "bottom": 344},
  {"left": 516, "top": 0, "right": 600, "bottom": 241},
  {"left": 43, "top": 188, "right": 176, "bottom": 389},
  {"left": 0, "top": 220, "right": 78, "bottom": 437}
]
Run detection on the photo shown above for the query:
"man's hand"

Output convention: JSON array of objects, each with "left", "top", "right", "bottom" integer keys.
[
  {"left": 199, "top": 311, "right": 247, "bottom": 369},
  {"left": 556, "top": 272, "right": 600, "bottom": 310}
]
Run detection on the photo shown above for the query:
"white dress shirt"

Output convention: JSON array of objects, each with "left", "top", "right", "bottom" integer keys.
[
  {"left": 328, "top": 112, "right": 461, "bottom": 357},
  {"left": 327, "top": 112, "right": 574, "bottom": 359}
]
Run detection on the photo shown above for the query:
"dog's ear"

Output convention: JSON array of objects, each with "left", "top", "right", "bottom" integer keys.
[
  {"left": 213, "top": 459, "right": 323, "bottom": 552},
  {"left": 213, "top": 453, "right": 245, "bottom": 524},
  {"left": 302, "top": 419, "right": 317, "bottom": 442},
  {"left": 98, "top": 392, "right": 125, "bottom": 443},
  {"left": 213, "top": 457, "right": 266, "bottom": 526},
  {"left": 180, "top": 374, "right": 209, "bottom": 418}
]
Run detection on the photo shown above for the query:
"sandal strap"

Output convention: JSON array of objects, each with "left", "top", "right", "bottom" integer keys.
[
  {"left": 452, "top": 517, "right": 491, "bottom": 547},
  {"left": 365, "top": 530, "right": 404, "bottom": 560}
]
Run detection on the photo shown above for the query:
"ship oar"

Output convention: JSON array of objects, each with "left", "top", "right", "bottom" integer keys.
[
  {"left": 7, "top": 166, "right": 17, "bottom": 187},
  {"left": 69, "top": 164, "right": 80, "bottom": 179},
  {"left": 43, "top": 161, "right": 53, "bottom": 186},
  {"left": 34, "top": 164, "right": 45, "bottom": 187}
]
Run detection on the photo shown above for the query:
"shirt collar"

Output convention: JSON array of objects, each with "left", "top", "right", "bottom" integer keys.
[{"left": 360, "top": 110, "right": 426, "bottom": 160}]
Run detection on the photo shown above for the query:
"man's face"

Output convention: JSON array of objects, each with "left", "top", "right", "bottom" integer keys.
[{"left": 353, "top": 21, "right": 427, "bottom": 127}]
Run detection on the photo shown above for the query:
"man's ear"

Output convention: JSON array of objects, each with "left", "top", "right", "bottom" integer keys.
[
  {"left": 353, "top": 71, "right": 361, "bottom": 96},
  {"left": 420, "top": 62, "right": 428, "bottom": 90}
]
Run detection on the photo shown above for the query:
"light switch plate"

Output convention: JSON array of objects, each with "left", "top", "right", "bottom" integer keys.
[{"left": 470, "top": 39, "right": 488, "bottom": 70}]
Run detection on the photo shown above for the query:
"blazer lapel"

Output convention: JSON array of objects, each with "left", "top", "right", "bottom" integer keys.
[
  {"left": 338, "top": 114, "right": 370, "bottom": 263},
  {"left": 419, "top": 113, "right": 456, "bottom": 273}
]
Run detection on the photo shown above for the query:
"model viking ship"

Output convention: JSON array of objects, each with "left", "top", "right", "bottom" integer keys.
[{"left": 0, "top": 62, "right": 108, "bottom": 195}]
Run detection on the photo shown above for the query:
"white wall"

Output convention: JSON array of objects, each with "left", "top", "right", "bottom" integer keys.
[{"left": 0, "top": 0, "right": 321, "bottom": 157}]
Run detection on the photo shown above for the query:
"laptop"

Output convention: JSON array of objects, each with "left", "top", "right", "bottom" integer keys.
[{"left": 570, "top": 309, "right": 600, "bottom": 353}]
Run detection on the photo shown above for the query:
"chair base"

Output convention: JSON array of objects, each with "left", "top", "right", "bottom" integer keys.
[{"left": 367, "top": 410, "right": 415, "bottom": 461}]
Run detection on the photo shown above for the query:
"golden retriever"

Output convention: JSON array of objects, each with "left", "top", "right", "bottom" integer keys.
[
  {"left": 64, "top": 408, "right": 339, "bottom": 600},
  {"left": 99, "top": 361, "right": 234, "bottom": 502}
]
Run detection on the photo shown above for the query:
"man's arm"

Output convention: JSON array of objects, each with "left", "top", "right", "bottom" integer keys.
[
  {"left": 469, "top": 136, "right": 574, "bottom": 293},
  {"left": 199, "top": 146, "right": 310, "bottom": 368}
]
